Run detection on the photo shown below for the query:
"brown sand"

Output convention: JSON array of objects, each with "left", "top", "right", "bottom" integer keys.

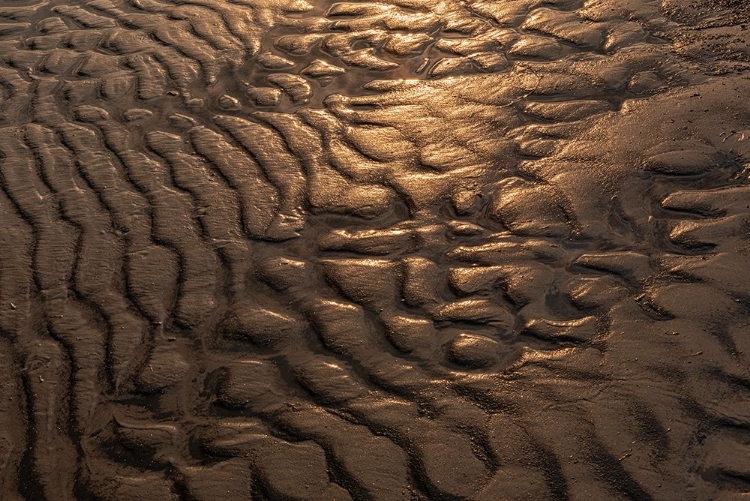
[{"left": 0, "top": 0, "right": 749, "bottom": 499}]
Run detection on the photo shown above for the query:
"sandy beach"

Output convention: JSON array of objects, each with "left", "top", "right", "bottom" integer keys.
[{"left": 0, "top": 0, "right": 749, "bottom": 499}]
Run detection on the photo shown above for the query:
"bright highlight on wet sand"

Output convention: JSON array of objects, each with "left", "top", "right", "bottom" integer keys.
[{"left": 0, "top": 0, "right": 749, "bottom": 499}]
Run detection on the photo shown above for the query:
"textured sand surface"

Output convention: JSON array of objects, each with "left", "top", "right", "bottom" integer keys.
[{"left": 0, "top": 0, "right": 749, "bottom": 499}]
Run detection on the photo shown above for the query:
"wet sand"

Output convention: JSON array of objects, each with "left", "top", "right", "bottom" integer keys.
[{"left": 0, "top": 0, "right": 749, "bottom": 499}]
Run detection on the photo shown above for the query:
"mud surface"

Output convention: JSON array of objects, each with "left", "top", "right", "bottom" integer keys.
[{"left": 0, "top": 0, "right": 749, "bottom": 499}]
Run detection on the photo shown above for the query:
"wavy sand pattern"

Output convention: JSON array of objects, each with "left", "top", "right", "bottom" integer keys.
[{"left": 0, "top": 0, "right": 749, "bottom": 499}]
